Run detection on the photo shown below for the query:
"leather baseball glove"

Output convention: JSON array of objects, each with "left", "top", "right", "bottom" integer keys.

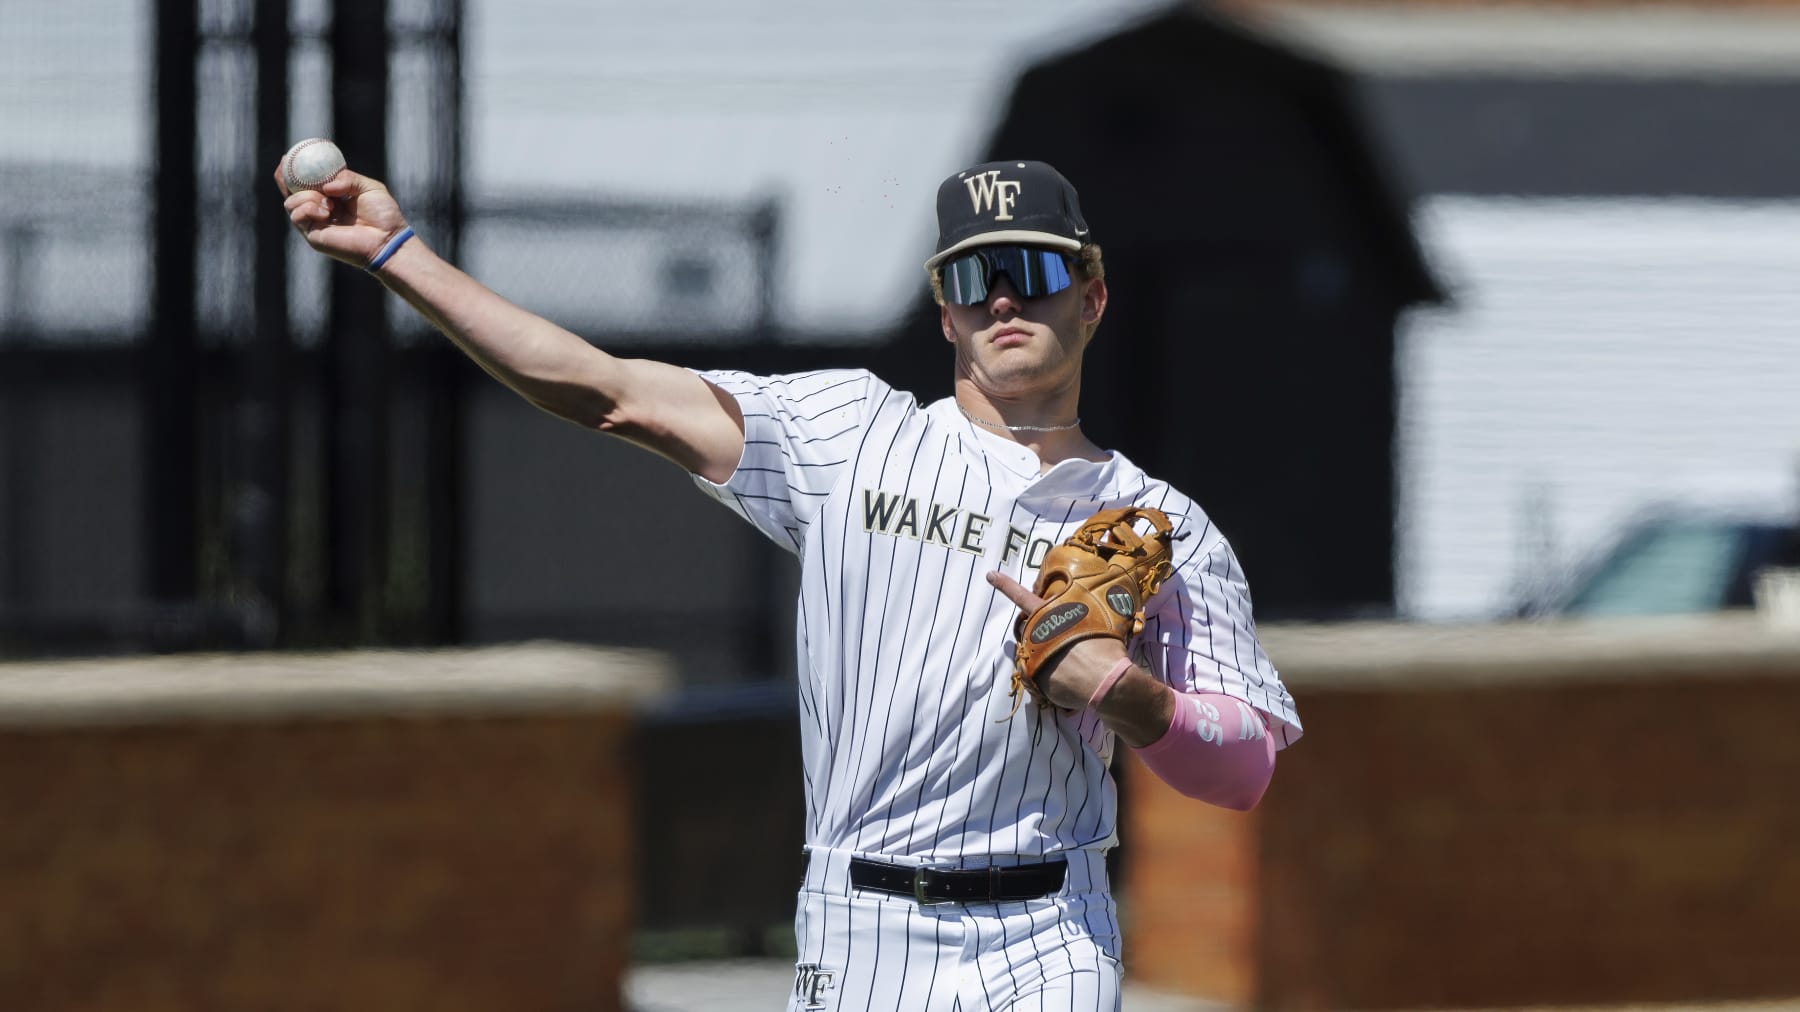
[{"left": 1009, "top": 506, "right": 1179, "bottom": 714}]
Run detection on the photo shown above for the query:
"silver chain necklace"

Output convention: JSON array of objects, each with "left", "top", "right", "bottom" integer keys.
[{"left": 959, "top": 406, "right": 1081, "bottom": 433}]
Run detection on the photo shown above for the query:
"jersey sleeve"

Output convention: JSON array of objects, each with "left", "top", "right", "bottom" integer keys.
[
  {"left": 690, "top": 368, "right": 892, "bottom": 554},
  {"left": 1137, "top": 533, "right": 1304, "bottom": 749}
]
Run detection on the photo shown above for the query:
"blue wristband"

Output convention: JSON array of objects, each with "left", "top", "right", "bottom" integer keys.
[{"left": 366, "top": 226, "right": 416, "bottom": 273}]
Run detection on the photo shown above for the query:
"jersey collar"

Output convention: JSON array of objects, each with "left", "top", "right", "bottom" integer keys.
[{"left": 926, "top": 398, "right": 1143, "bottom": 507}]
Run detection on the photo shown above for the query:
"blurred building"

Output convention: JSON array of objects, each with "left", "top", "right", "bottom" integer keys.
[
  {"left": 3, "top": 0, "right": 1799, "bottom": 668},
  {"left": 1267, "top": 3, "right": 1800, "bottom": 618}
]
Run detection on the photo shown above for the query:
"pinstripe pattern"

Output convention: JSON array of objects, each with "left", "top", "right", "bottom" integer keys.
[{"left": 693, "top": 368, "right": 1299, "bottom": 1006}]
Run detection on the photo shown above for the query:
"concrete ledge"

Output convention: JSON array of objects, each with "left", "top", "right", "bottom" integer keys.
[
  {"left": 1262, "top": 613, "right": 1800, "bottom": 686},
  {"left": 0, "top": 642, "right": 669, "bottom": 726}
]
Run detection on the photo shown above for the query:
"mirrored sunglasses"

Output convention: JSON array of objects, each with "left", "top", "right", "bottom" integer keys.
[{"left": 940, "top": 246, "right": 1074, "bottom": 306}]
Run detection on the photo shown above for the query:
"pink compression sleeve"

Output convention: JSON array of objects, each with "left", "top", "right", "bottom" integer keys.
[{"left": 1131, "top": 691, "right": 1276, "bottom": 811}]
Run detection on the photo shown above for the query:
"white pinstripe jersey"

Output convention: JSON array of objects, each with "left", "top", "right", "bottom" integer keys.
[{"left": 694, "top": 368, "right": 1302, "bottom": 863}]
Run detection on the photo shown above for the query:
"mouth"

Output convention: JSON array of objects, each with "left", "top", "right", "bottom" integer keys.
[{"left": 990, "top": 326, "right": 1031, "bottom": 348}]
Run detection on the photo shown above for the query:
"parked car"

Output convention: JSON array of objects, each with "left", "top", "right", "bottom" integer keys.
[{"left": 1528, "top": 509, "right": 1800, "bottom": 618}]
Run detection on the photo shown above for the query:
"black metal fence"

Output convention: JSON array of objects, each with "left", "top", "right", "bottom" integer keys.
[{"left": 0, "top": 0, "right": 791, "bottom": 668}]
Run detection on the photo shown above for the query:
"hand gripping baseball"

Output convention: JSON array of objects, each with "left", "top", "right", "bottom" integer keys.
[
  {"left": 275, "top": 162, "right": 411, "bottom": 271},
  {"left": 1002, "top": 507, "right": 1179, "bottom": 716}
]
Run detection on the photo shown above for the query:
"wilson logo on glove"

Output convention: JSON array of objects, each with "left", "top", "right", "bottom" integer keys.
[{"left": 1030, "top": 603, "right": 1088, "bottom": 643}]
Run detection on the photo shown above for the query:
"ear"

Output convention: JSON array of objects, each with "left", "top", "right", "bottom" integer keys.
[
  {"left": 1081, "top": 276, "right": 1108, "bottom": 327},
  {"left": 940, "top": 304, "right": 956, "bottom": 344}
]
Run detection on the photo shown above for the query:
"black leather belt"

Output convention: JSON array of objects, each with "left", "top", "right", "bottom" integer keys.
[{"left": 847, "top": 857, "right": 1067, "bottom": 905}]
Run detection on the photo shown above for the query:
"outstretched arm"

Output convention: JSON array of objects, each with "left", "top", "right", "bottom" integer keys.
[{"left": 277, "top": 165, "right": 746, "bottom": 483}]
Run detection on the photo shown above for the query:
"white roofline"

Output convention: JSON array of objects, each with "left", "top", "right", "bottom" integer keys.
[{"left": 1235, "top": 2, "right": 1800, "bottom": 77}]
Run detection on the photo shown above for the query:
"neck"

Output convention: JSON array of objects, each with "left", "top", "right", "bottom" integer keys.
[
  {"left": 960, "top": 406, "right": 1081, "bottom": 433},
  {"left": 952, "top": 384, "right": 1103, "bottom": 468}
]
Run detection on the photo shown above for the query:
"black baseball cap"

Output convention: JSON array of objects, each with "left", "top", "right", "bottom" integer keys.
[{"left": 924, "top": 160, "right": 1091, "bottom": 272}]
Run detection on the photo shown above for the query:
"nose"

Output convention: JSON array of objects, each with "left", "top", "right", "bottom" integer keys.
[{"left": 984, "top": 274, "right": 1023, "bottom": 315}]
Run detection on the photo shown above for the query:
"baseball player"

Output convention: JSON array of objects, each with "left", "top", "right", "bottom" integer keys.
[{"left": 279, "top": 156, "right": 1300, "bottom": 1011}]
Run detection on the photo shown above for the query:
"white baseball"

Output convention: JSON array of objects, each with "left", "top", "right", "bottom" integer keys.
[{"left": 281, "top": 138, "right": 347, "bottom": 192}]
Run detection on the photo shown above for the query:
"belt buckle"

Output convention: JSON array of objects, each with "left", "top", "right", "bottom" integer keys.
[{"left": 911, "top": 867, "right": 951, "bottom": 906}]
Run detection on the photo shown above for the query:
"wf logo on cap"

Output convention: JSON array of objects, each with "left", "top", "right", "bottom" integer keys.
[
  {"left": 964, "top": 170, "right": 1022, "bottom": 221},
  {"left": 925, "top": 160, "right": 1087, "bottom": 273}
]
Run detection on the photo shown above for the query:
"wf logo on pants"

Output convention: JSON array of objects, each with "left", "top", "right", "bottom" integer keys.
[{"left": 794, "top": 963, "right": 836, "bottom": 1011}]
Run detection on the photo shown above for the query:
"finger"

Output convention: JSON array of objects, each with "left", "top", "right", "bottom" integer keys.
[
  {"left": 286, "top": 198, "right": 330, "bottom": 227},
  {"left": 320, "top": 170, "right": 378, "bottom": 198},
  {"left": 282, "top": 192, "right": 334, "bottom": 223},
  {"left": 985, "top": 571, "right": 1045, "bottom": 612}
]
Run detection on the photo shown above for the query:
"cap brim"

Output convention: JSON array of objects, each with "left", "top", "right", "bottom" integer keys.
[{"left": 923, "top": 230, "right": 1084, "bottom": 271}]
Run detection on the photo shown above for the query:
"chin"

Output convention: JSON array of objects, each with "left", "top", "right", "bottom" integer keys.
[{"left": 985, "top": 366, "right": 1063, "bottom": 397}]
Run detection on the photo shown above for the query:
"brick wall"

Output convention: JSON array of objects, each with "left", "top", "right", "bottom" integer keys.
[
  {"left": 1121, "top": 617, "right": 1800, "bottom": 1009},
  {"left": 0, "top": 647, "right": 663, "bottom": 1012}
]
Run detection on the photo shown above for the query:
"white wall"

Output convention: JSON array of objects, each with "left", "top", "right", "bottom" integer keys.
[{"left": 1398, "top": 197, "right": 1800, "bottom": 620}]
